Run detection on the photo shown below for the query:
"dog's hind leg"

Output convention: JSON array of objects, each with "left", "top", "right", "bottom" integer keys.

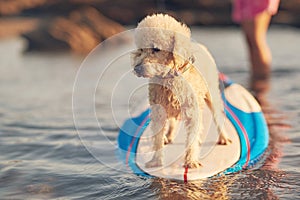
[
  {"left": 145, "top": 105, "right": 167, "bottom": 168},
  {"left": 205, "top": 94, "right": 232, "bottom": 145},
  {"left": 164, "top": 117, "right": 178, "bottom": 144}
]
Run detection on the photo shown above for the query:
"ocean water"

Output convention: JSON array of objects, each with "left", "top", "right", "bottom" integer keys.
[{"left": 0, "top": 27, "right": 299, "bottom": 199}]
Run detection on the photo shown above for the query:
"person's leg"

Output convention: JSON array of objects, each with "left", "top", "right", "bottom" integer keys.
[
  {"left": 241, "top": 11, "right": 273, "bottom": 101},
  {"left": 241, "top": 11, "right": 272, "bottom": 82}
]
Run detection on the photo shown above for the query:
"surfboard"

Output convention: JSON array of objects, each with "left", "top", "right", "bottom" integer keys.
[{"left": 117, "top": 74, "right": 269, "bottom": 181}]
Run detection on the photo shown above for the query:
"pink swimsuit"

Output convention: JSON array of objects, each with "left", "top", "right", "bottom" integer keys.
[{"left": 232, "top": 0, "right": 280, "bottom": 22}]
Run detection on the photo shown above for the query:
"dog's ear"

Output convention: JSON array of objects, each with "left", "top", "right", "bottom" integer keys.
[
  {"left": 172, "top": 32, "right": 192, "bottom": 62},
  {"left": 172, "top": 33, "right": 193, "bottom": 73}
]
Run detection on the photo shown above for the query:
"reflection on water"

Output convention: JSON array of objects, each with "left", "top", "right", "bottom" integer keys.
[
  {"left": 151, "top": 176, "right": 233, "bottom": 200},
  {"left": 252, "top": 77, "right": 291, "bottom": 170},
  {"left": 0, "top": 27, "right": 299, "bottom": 199}
]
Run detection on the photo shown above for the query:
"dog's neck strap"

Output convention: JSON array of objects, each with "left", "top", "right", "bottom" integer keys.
[
  {"left": 180, "top": 61, "right": 191, "bottom": 74},
  {"left": 179, "top": 56, "right": 194, "bottom": 74}
]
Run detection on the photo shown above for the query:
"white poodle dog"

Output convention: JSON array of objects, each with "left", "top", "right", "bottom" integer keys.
[{"left": 131, "top": 14, "right": 231, "bottom": 168}]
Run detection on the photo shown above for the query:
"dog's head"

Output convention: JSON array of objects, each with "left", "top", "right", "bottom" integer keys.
[{"left": 132, "top": 14, "right": 195, "bottom": 79}]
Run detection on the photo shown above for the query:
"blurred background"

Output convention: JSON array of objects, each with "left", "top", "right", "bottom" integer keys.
[{"left": 0, "top": 0, "right": 299, "bottom": 54}]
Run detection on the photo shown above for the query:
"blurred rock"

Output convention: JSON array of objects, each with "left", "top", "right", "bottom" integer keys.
[
  {"left": 50, "top": 7, "right": 125, "bottom": 53},
  {"left": 0, "top": 18, "right": 38, "bottom": 37},
  {"left": 0, "top": 0, "right": 46, "bottom": 15},
  {"left": 21, "top": 21, "right": 70, "bottom": 52},
  {"left": 22, "top": 7, "right": 125, "bottom": 53}
]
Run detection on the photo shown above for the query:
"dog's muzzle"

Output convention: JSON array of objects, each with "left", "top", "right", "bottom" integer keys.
[{"left": 133, "top": 65, "right": 144, "bottom": 77}]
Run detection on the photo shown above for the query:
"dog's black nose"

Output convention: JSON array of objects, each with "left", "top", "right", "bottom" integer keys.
[{"left": 134, "top": 65, "right": 144, "bottom": 74}]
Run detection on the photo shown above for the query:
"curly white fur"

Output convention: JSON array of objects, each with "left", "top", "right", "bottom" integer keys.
[
  {"left": 132, "top": 14, "right": 231, "bottom": 169},
  {"left": 134, "top": 14, "right": 193, "bottom": 61}
]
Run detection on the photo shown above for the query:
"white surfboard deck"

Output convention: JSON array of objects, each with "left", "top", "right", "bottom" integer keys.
[{"left": 135, "top": 102, "right": 241, "bottom": 181}]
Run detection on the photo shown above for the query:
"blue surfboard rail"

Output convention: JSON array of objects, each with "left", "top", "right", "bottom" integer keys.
[{"left": 117, "top": 74, "right": 269, "bottom": 178}]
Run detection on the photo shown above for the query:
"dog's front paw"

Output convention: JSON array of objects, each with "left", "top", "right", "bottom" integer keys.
[
  {"left": 183, "top": 161, "right": 202, "bottom": 169},
  {"left": 145, "top": 158, "right": 163, "bottom": 168},
  {"left": 218, "top": 134, "right": 232, "bottom": 145}
]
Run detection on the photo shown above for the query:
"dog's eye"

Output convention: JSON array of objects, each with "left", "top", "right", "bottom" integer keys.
[{"left": 152, "top": 48, "right": 160, "bottom": 53}]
